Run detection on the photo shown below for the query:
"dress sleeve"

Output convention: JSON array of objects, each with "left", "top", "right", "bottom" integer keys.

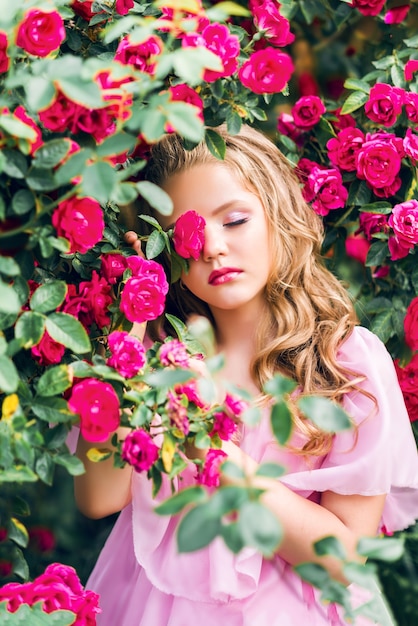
[{"left": 280, "top": 326, "right": 418, "bottom": 532}]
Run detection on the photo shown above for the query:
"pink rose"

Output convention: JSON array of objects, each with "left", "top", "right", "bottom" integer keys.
[
  {"left": 345, "top": 234, "right": 370, "bottom": 264},
  {"left": 384, "top": 5, "right": 410, "bottom": 24},
  {"left": 13, "top": 105, "right": 43, "bottom": 154},
  {"left": 159, "top": 339, "right": 190, "bottom": 367},
  {"left": 249, "top": 0, "right": 294, "bottom": 47},
  {"left": 351, "top": 0, "right": 386, "bottom": 16},
  {"left": 364, "top": 83, "right": 404, "bottom": 127},
  {"left": 157, "top": 6, "right": 209, "bottom": 36},
  {"left": 73, "top": 106, "right": 115, "bottom": 143},
  {"left": 169, "top": 84, "right": 203, "bottom": 120},
  {"left": 175, "top": 379, "right": 210, "bottom": 410},
  {"left": 115, "top": 35, "right": 163, "bottom": 75},
  {"left": 52, "top": 196, "right": 104, "bottom": 254},
  {"left": 404, "top": 297, "right": 418, "bottom": 351},
  {"left": 330, "top": 108, "right": 356, "bottom": 131},
  {"left": 356, "top": 133, "right": 403, "bottom": 197},
  {"left": 107, "top": 331, "right": 146, "bottom": 378},
  {"left": 167, "top": 391, "right": 190, "bottom": 435},
  {"left": 292, "top": 95, "right": 326, "bottom": 129},
  {"left": 404, "top": 128, "right": 418, "bottom": 164},
  {"left": 39, "top": 91, "right": 79, "bottom": 133},
  {"left": 307, "top": 167, "right": 348, "bottom": 216},
  {"left": 238, "top": 48, "right": 294, "bottom": 95},
  {"left": 31, "top": 331, "right": 66, "bottom": 366},
  {"left": 327, "top": 127, "right": 365, "bottom": 171},
  {"left": 122, "top": 429, "right": 159, "bottom": 472},
  {"left": 0, "top": 582, "right": 33, "bottom": 612},
  {"left": 0, "top": 32, "right": 9, "bottom": 73},
  {"left": 64, "top": 272, "right": 113, "bottom": 330},
  {"left": 16, "top": 9, "right": 65, "bottom": 57},
  {"left": 29, "top": 526, "right": 56, "bottom": 553},
  {"left": 71, "top": 0, "right": 98, "bottom": 21},
  {"left": 358, "top": 212, "right": 388, "bottom": 240},
  {"left": 404, "top": 92, "right": 418, "bottom": 123},
  {"left": 388, "top": 236, "right": 411, "bottom": 261},
  {"left": 224, "top": 393, "right": 248, "bottom": 418},
  {"left": 120, "top": 258, "right": 169, "bottom": 323},
  {"left": 394, "top": 355, "right": 418, "bottom": 422},
  {"left": 68, "top": 378, "right": 120, "bottom": 442},
  {"left": 196, "top": 448, "right": 227, "bottom": 488},
  {"left": 211, "top": 411, "right": 237, "bottom": 441},
  {"left": 100, "top": 253, "right": 128, "bottom": 284},
  {"left": 388, "top": 200, "right": 418, "bottom": 252},
  {"left": 173, "top": 210, "right": 206, "bottom": 260},
  {"left": 405, "top": 60, "right": 418, "bottom": 82},
  {"left": 115, "top": 0, "right": 134, "bottom": 15},
  {"left": 182, "top": 23, "right": 240, "bottom": 82},
  {"left": 277, "top": 112, "right": 304, "bottom": 145}
]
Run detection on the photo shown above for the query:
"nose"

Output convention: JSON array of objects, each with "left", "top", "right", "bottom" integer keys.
[{"left": 202, "top": 224, "right": 227, "bottom": 262}]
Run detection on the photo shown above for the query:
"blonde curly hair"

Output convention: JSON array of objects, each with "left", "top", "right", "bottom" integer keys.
[{"left": 140, "top": 124, "right": 363, "bottom": 455}]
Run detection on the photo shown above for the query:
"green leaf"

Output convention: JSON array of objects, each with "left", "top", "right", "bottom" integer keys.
[
  {"left": 0, "top": 116, "right": 36, "bottom": 142},
  {"left": 177, "top": 502, "right": 221, "bottom": 552},
  {"left": 340, "top": 91, "right": 369, "bottom": 115},
  {"left": 295, "top": 562, "right": 331, "bottom": 587},
  {"left": 32, "top": 139, "right": 71, "bottom": 169},
  {"left": 297, "top": 396, "right": 352, "bottom": 432},
  {"left": 144, "top": 367, "right": 194, "bottom": 387},
  {"left": 7, "top": 517, "right": 29, "bottom": 548},
  {"left": 221, "top": 522, "right": 245, "bottom": 553},
  {"left": 54, "top": 453, "right": 85, "bottom": 476},
  {"left": 0, "top": 603, "right": 76, "bottom": 625},
  {"left": 135, "top": 107, "right": 167, "bottom": 142},
  {"left": 35, "top": 452, "right": 55, "bottom": 485},
  {"left": 26, "top": 167, "right": 57, "bottom": 192},
  {"left": 370, "top": 310, "right": 395, "bottom": 344},
  {"left": 241, "top": 405, "right": 262, "bottom": 426},
  {"left": 25, "top": 76, "right": 56, "bottom": 111},
  {"left": 155, "top": 485, "right": 207, "bottom": 515},
  {"left": 14, "top": 311, "right": 46, "bottom": 348},
  {"left": 0, "top": 466, "right": 38, "bottom": 483},
  {"left": 1, "top": 149, "right": 27, "bottom": 179},
  {"left": 360, "top": 202, "right": 392, "bottom": 215},
  {"left": 136, "top": 181, "right": 173, "bottom": 216},
  {"left": 30, "top": 281, "right": 67, "bottom": 314},
  {"left": 55, "top": 149, "right": 91, "bottom": 186},
  {"left": 255, "top": 462, "right": 286, "bottom": 478},
  {"left": 0, "top": 355, "right": 19, "bottom": 393},
  {"left": 347, "top": 179, "right": 372, "bottom": 206},
  {"left": 37, "top": 365, "right": 72, "bottom": 397},
  {"left": 343, "top": 78, "right": 370, "bottom": 92},
  {"left": 221, "top": 460, "right": 246, "bottom": 480},
  {"left": 238, "top": 501, "right": 282, "bottom": 556},
  {"left": 0, "top": 256, "right": 20, "bottom": 277},
  {"left": 80, "top": 161, "right": 116, "bottom": 205},
  {"left": 32, "top": 396, "right": 73, "bottom": 423},
  {"left": 391, "top": 64, "right": 405, "bottom": 88},
  {"left": 357, "top": 536, "right": 404, "bottom": 562},
  {"left": 57, "top": 76, "right": 105, "bottom": 109},
  {"left": 172, "top": 47, "right": 223, "bottom": 85},
  {"left": 165, "top": 314, "right": 188, "bottom": 341},
  {"left": 264, "top": 374, "right": 298, "bottom": 398},
  {"left": 207, "top": 1, "right": 251, "bottom": 17},
  {"left": 270, "top": 400, "right": 293, "bottom": 445},
  {"left": 165, "top": 101, "right": 205, "bottom": 143},
  {"left": 314, "top": 535, "right": 347, "bottom": 560},
  {"left": 205, "top": 129, "right": 226, "bottom": 160},
  {"left": 111, "top": 182, "right": 138, "bottom": 206},
  {"left": 365, "top": 240, "right": 388, "bottom": 267},
  {"left": 11, "top": 189, "right": 35, "bottom": 215},
  {"left": 226, "top": 109, "right": 242, "bottom": 135},
  {"left": 146, "top": 229, "right": 167, "bottom": 259},
  {"left": 46, "top": 312, "right": 91, "bottom": 354},
  {"left": 96, "top": 132, "right": 138, "bottom": 158}
]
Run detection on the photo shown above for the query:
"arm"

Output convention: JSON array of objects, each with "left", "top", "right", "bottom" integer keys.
[{"left": 221, "top": 440, "right": 386, "bottom": 583}]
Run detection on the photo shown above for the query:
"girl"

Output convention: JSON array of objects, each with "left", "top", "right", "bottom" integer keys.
[{"left": 75, "top": 125, "right": 418, "bottom": 625}]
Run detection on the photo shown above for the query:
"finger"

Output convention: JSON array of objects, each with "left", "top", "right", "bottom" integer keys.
[{"left": 124, "top": 231, "right": 145, "bottom": 257}]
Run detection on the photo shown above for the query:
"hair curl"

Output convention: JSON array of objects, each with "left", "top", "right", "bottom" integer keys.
[{"left": 139, "top": 124, "right": 364, "bottom": 455}]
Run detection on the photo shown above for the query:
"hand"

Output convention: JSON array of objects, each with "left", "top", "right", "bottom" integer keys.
[{"left": 124, "top": 230, "right": 145, "bottom": 258}]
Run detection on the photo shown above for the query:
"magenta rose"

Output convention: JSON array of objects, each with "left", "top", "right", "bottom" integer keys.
[
  {"left": 404, "top": 92, "right": 418, "bottom": 123},
  {"left": 182, "top": 23, "right": 240, "bottom": 82},
  {"left": 120, "top": 257, "right": 169, "bottom": 323},
  {"left": 394, "top": 355, "right": 418, "bottom": 422},
  {"left": 73, "top": 106, "right": 115, "bottom": 143},
  {"left": 169, "top": 84, "right": 204, "bottom": 120},
  {"left": 115, "top": 0, "right": 134, "bottom": 15},
  {"left": 224, "top": 393, "right": 249, "bottom": 418},
  {"left": 385, "top": 5, "right": 410, "bottom": 23},
  {"left": 173, "top": 210, "right": 206, "bottom": 260},
  {"left": 0, "top": 582, "right": 33, "bottom": 612},
  {"left": 159, "top": 339, "right": 190, "bottom": 367},
  {"left": 39, "top": 91, "right": 79, "bottom": 133},
  {"left": 364, "top": 83, "right": 404, "bottom": 127},
  {"left": 175, "top": 379, "right": 210, "bottom": 410},
  {"left": 100, "top": 252, "right": 128, "bottom": 284},
  {"left": 405, "top": 59, "right": 418, "bottom": 82},
  {"left": 115, "top": 35, "right": 163, "bottom": 75},
  {"left": 122, "top": 429, "right": 159, "bottom": 472},
  {"left": 356, "top": 133, "right": 403, "bottom": 197},
  {"left": 16, "top": 9, "right": 65, "bottom": 57},
  {"left": 351, "top": 0, "right": 386, "bottom": 16},
  {"left": 52, "top": 196, "right": 104, "bottom": 254},
  {"left": 345, "top": 234, "right": 370, "bottom": 264},
  {"left": 358, "top": 212, "right": 388, "bottom": 240},
  {"left": 211, "top": 411, "right": 237, "bottom": 441},
  {"left": 107, "top": 331, "right": 146, "bottom": 378},
  {"left": 404, "top": 128, "right": 418, "bottom": 164},
  {"left": 68, "top": 378, "right": 120, "bottom": 442},
  {"left": 167, "top": 391, "right": 190, "bottom": 435},
  {"left": 239, "top": 48, "right": 294, "bottom": 95},
  {"left": 307, "top": 166, "right": 348, "bottom": 216},
  {"left": 196, "top": 448, "right": 227, "bottom": 488},
  {"left": 292, "top": 95, "right": 326, "bottom": 129},
  {"left": 31, "top": 331, "right": 66, "bottom": 366},
  {"left": 327, "top": 127, "right": 365, "bottom": 171},
  {"left": 64, "top": 272, "right": 113, "bottom": 330},
  {"left": 249, "top": 0, "right": 295, "bottom": 47},
  {"left": 277, "top": 112, "right": 304, "bottom": 145},
  {"left": 0, "top": 32, "right": 9, "bottom": 73},
  {"left": 388, "top": 200, "right": 418, "bottom": 253},
  {"left": 404, "top": 297, "right": 418, "bottom": 352},
  {"left": 12, "top": 105, "right": 43, "bottom": 155}
]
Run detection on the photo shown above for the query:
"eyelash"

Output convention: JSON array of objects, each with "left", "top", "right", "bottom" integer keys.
[{"left": 224, "top": 218, "right": 249, "bottom": 228}]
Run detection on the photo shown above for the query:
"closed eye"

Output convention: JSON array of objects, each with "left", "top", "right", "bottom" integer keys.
[{"left": 224, "top": 218, "right": 249, "bottom": 227}]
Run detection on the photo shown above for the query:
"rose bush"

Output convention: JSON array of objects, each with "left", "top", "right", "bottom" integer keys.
[{"left": 0, "top": 0, "right": 417, "bottom": 624}]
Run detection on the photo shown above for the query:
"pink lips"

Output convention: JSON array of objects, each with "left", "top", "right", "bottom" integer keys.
[{"left": 208, "top": 267, "right": 242, "bottom": 285}]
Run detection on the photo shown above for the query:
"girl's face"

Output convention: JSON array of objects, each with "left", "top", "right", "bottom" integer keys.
[{"left": 161, "top": 163, "right": 273, "bottom": 318}]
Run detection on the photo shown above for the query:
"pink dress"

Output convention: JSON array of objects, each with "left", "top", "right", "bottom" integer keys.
[{"left": 86, "top": 327, "right": 418, "bottom": 626}]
